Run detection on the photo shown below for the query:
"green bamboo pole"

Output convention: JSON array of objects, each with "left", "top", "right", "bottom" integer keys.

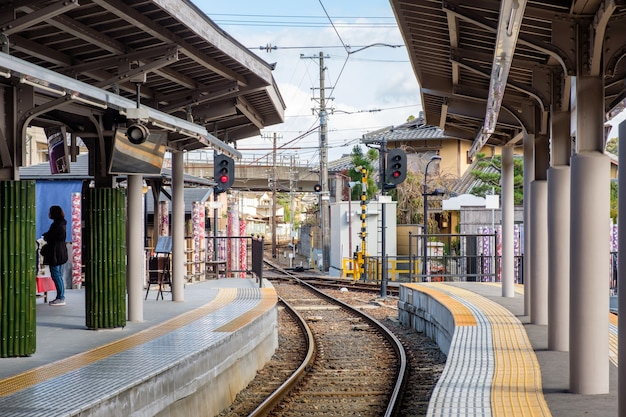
[
  {"left": 0, "top": 181, "right": 36, "bottom": 357},
  {"left": 84, "top": 188, "right": 126, "bottom": 329}
]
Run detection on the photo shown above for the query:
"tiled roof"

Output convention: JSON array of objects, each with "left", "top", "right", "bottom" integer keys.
[{"left": 362, "top": 114, "right": 467, "bottom": 143}]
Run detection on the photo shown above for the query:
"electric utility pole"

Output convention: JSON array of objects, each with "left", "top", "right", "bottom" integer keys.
[{"left": 302, "top": 51, "right": 331, "bottom": 271}]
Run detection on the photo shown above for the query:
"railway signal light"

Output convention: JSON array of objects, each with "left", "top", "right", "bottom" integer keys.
[
  {"left": 385, "top": 148, "right": 407, "bottom": 188},
  {"left": 214, "top": 154, "right": 235, "bottom": 193}
]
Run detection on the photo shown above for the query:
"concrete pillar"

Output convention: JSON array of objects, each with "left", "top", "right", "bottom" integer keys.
[
  {"left": 501, "top": 146, "right": 514, "bottom": 297},
  {"left": 529, "top": 180, "right": 548, "bottom": 324},
  {"left": 547, "top": 167, "right": 570, "bottom": 350},
  {"left": 618, "top": 121, "right": 626, "bottom": 415},
  {"left": 127, "top": 175, "right": 144, "bottom": 322},
  {"left": 548, "top": 110, "right": 571, "bottom": 351},
  {"left": 171, "top": 151, "right": 185, "bottom": 302},
  {"left": 570, "top": 76, "right": 609, "bottom": 394},
  {"left": 522, "top": 133, "right": 534, "bottom": 315}
]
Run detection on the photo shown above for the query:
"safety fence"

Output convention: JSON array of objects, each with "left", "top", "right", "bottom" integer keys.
[
  {"left": 342, "top": 232, "right": 524, "bottom": 284},
  {"left": 147, "top": 235, "right": 265, "bottom": 284}
]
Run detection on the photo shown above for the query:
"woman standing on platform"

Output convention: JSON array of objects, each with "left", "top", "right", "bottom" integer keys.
[{"left": 42, "top": 205, "right": 68, "bottom": 306}]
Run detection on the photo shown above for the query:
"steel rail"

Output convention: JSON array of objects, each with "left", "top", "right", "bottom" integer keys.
[
  {"left": 261, "top": 259, "right": 408, "bottom": 417},
  {"left": 247, "top": 295, "right": 316, "bottom": 417}
]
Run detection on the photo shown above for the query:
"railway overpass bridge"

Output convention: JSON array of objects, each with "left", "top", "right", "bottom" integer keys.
[{"left": 183, "top": 160, "right": 320, "bottom": 192}]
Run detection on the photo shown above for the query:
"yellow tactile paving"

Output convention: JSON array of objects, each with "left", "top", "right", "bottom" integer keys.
[
  {"left": 215, "top": 288, "right": 277, "bottom": 332},
  {"left": 0, "top": 288, "right": 239, "bottom": 397},
  {"left": 483, "top": 281, "right": 525, "bottom": 295},
  {"left": 609, "top": 312, "right": 618, "bottom": 367},
  {"left": 487, "top": 282, "right": 619, "bottom": 368},
  {"left": 404, "top": 283, "right": 477, "bottom": 326},
  {"left": 428, "top": 283, "right": 551, "bottom": 417}
]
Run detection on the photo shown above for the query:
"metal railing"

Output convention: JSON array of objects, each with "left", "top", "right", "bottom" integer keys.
[{"left": 342, "top": 232, "right": 524, "bottom": 283}]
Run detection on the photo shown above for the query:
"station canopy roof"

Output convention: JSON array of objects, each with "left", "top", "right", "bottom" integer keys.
[
  {"left": 390, "top": 0, "right": 626, "bottom": 159},
  {"left": 0, "top": 0, "right": 286, "bottom": 158}
]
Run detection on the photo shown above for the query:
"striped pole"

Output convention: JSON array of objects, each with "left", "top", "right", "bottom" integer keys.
[{"left": 356, "top": 167, "right": 367, "bottom": 280}]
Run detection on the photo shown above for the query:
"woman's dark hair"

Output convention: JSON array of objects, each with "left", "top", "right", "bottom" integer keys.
[{"left": 49, "top": 205, "right": 65, "bottom": 221}]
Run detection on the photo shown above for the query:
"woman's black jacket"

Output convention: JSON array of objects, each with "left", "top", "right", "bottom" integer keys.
[{"left": 42, "top": 219, "right": 68, "bottom": 266}]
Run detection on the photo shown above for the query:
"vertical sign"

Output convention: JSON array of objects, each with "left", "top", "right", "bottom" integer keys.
[
  {"left": 45, "top": 126, "right": 70, "bottom": 174},
  {"left": 71, "top": 192, "right": 82, "bottom": 287}
]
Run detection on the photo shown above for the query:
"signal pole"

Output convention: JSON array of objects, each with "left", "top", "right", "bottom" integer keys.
[
  {"left": 319, "top": 52, "right": 330, "bottom": 272},
  {"left": 380, "top": 139, "right": 388, "bottom": 298},
  {"left": 272, "top": 132, "right": 277, "bottom": 258}
]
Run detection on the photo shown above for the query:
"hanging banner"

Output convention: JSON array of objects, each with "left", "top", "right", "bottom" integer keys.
[
  {"left": 159, "top": 201, "right": 169, "bottom": 236},
  {"left": 45, "top": 126, "right": 70, "bottom": 174},
  {"left": 71, "top": 192, "right": 82, "bottom": 287},
  {"left": 239, "top": 219, "right": 246, "bottom": 278},
  {"left": 192, "top": 202, "right": 205, "bottom": 278}
]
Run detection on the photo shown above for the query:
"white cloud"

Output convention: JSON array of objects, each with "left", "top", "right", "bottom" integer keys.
[{"left": 195, "top": 1, "right": 423, "bottom": 163}]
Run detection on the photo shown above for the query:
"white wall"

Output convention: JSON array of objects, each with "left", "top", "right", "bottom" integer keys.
[{"left": 329, "top": 198, "right": 397, "bottom": 276}]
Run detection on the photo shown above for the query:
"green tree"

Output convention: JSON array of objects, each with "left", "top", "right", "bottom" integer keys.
[
  {"left": 470, "top": 153, "right": 524, "bottom": 205},
  {"left": 277, "top": 193, "right": 301, "bottom": 227},
  {"left": 393, "top": 162, "right": 453, "bottom": 228},
  {"left": 347, "top": 145, "right": 378, "bottom": 200},
  {"left": 610, "top": 180, "right": 618, "bottom": 222},
  {"left": 606, "top": 137, "right": 618, "bottom": 155}
]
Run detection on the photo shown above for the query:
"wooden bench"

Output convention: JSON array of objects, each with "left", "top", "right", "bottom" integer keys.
[{"left": 205, "top": 260, "right": 226, "bottom": 280}]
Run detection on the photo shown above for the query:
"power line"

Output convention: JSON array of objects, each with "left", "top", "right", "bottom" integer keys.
[
  {"left": 252, "top": 44, "right": 404, "bottom": 52},
  {"left": 318, "top": 0, "right": 349, "bottom": 54},
  {"left": 209, "top": 12, "right": 397, "bottom": 19}
]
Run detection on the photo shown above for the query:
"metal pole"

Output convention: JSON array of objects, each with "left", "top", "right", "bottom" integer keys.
[
  {"left": 213, "top": 152, "right": 219, "bottom": 263},
  {"left": 272, "top": 132, "right": 277, "bottom": 258},
  {"left": 319, "top": 52, "right": 330, "bottom": 272},
  {"left": 348, "top": 183, "right": 352, "bottom": 259},
  {"left": 423, "top": 192, "right": 428, "bottom": 282},
  {"left": 358, "top": 167, "right": 368, "bottom": 280},
  {"left": 380, "top": 140, "right": 388, "bottom": 297},
  {"left": 423, "top": 155, "right": 442, "bottom": 282},
  {"left": 408, "top": 231, "right": 413, "bottom": 281}
]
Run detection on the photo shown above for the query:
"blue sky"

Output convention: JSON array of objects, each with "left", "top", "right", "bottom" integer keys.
[
  {"left": 194, "top": 1, "right": 422, "bottom": 165},
  {"left": 194, "top": 1, "right": 626, "bottom": 162}
]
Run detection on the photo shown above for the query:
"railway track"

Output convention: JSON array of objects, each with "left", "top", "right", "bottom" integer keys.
[
  {"left": 218, "top": 260, "right": 407, "bottom": 416},
  {"left": 218, "top": 260, "right": 446, "bottom": 416}
]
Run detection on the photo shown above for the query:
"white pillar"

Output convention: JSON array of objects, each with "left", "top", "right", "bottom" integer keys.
[
  {"left": 171, "top": 151, "right": 185, "bottom": 301},
  {"left": 548, "top": 110, "right": 571, "bottom": 351},
  {"left": 529, "top": 180, "right": 548, "bottom": 324},
  {"left": 570, "top": 75, "right": 609, "bottom": 394},
  {"left": 547, "top": 166, "right": 570, "bottom": 350},
  {"left": 523, "top": 133, "right": 534, "bottom": 315},
  {"left": 618, "top": 121, "right": 626, "bottom": 415},
  {"left": 501, "top": 146, "right": 514, "bottom": 297},
  {"left": 127, "top": 174, "right": 144, "bottom": 322},
  {"left": 570, "top": 152, "right": 609, "bottom": 393}
]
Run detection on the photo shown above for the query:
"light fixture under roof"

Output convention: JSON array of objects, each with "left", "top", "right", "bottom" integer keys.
[{"left": 20, "top": 75, "right": 66, "bottom": 96}]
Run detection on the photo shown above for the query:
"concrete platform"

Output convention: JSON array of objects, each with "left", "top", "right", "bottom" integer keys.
[
  {"left": 0, "top": 278, "right": 277, "bottom": 417},
  {"left": 398, "top": 282, "right": 618, "bottom": 417}
]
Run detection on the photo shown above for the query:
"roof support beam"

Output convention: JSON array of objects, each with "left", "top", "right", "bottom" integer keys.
[
  {"left": 469, "top": 0, "right": 527, "bottom": 159},
  {"left": 91, "top": 0, "right": 249, "bottom": 87},
  {"left": 235, "top": 97, "right": 264, "bottom": 129},
  {"left": 95, "top": 50, "right": 180, "bottom": 89},
  {"left": 159, "top": 82, "right": 239, "bottom": 113},
  {"left": 590, "top": 0, "right": 617, "bottom": 75},
  {"left": 1, "top": 0, "right": 79, "bottom": 33},
  {"left": 0, "top": 51, "right": 242, "bottom": 158}
]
